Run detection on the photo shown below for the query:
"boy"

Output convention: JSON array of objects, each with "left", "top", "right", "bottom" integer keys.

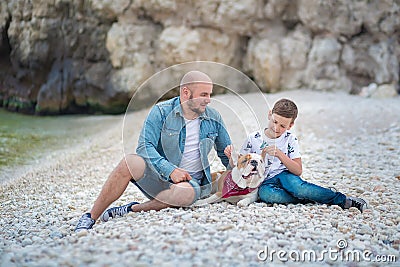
[{"left": 228, "top": 98, "right": 367, "bottom": 212}]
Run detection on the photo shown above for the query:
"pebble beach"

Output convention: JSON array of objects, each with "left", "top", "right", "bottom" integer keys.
[{"left": 0, "top": 90, "right": 399, "bottom": 266}]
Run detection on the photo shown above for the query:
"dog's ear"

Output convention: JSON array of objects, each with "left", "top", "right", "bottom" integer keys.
[{"left": 231, "top": 146, "right": 239, "bottom": 166}]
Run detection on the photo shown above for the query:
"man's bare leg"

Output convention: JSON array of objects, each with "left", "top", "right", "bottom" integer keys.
[
  {"left": 90, "top": 154, "right": 145, "bottom": 220},
  {"left": 90, "top": 153, "right": 195, "bottom": 218},
  {"left": 131, "top": 182, "right": 195, "bottom": 212}
]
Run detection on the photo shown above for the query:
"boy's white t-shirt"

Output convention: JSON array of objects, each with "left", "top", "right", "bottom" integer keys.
[{"left": 239, "top": 129, "right": 301, "bottom": 179}]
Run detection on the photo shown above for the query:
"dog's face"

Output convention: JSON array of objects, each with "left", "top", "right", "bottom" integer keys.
[{"left": 231, "top": 152, "right": 266, "bottom": 189}]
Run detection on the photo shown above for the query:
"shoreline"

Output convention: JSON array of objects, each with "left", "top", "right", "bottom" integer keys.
[
  {"left": 1, "top": 90, "right": 399, "bottom": 266},
  {"left": 0, "top": 113, "right": 124, "bottom": 187}
]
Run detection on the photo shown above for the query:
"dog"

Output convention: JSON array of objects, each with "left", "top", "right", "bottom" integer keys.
[{"left": 193, "top": 149, "right": 266, "bottom": 207}]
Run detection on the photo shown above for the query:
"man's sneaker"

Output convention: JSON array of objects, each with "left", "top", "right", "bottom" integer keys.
[
  {"left": 100, "top": 202, "right": 139, "bottom": 222},
  {"left": 345, "top": 196, "right": 367, "bottom": 212},
  {"left": 75, "top": 213, "right": 95, "bottom": 232},
  {"left": 328, "top": 186, "right": 338, "bottom": 193}
]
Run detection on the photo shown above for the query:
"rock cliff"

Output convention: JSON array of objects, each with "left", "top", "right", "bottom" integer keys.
[{"left": 0, "top": 0, "right": 399, "bottom": 114}]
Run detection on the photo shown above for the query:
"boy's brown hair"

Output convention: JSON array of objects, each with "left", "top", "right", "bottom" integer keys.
[{"left": 272, "top": 98, "right": 298, "bottom": 122}]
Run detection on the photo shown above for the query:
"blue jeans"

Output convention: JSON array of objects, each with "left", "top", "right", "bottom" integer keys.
[{"left": 258, "top": 171, "right": 347, "bottom": 208}]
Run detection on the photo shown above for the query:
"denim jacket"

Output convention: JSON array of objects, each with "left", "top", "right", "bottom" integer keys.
[{"left": 136, "top": 96, "right": 231, "bottom": 195}]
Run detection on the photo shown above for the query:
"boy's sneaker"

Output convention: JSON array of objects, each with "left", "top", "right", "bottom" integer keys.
[
  {"left": 75, "top": 213, "right": 95, "bottom": 232},
  {"left": 345, "top": 196, "right": 367, "bottom": 213},
  {"left": 100, "top": 202, "right": 139, "bottom": 222}
]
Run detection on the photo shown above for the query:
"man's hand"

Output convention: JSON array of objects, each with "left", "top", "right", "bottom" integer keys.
[
  {"left": 170, "top": 168, "right": 192, "bottom": 183},
  {"left": 224, "top": 144, "right": 233, "bottom": 158}
]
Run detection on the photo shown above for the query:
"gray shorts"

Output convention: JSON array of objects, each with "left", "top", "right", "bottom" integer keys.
[{"left": 130, "top": 161, "right": 202, "bottom": 204}]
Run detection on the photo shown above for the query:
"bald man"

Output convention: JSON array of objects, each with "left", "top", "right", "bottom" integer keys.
[{"left": 75, "top": 71, "right": 232, "bottom": 232}]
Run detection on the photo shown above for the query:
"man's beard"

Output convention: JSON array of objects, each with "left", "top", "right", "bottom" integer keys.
[{"left": 187, "top": 92, "right": 205, "bottom": 115}]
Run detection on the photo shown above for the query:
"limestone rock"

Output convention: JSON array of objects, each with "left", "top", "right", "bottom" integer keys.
[
  {"left": 341, "top": 35, "right": 399, "bottom": 93},
  {"left": 361, "top": 0, "right": 400, "bottom": 35},
  {"left": 1, "top": 0, "right": 400, "bottom": 114},
  {"left": 36, "top": 60, "right": 74, "bottom": 114},
  {"left": 298, "top": 0, "right": 363, "bottom": 36},
  {"left": 198, "top": 0, "right": 264, "bottom": 35},
  {"left": 264, "top": 0, "right": 298, "bottom": 23},
  {"left": 90, "top": 0, "right": 131, "bottom": 20},
  {"left": 106, "top": 22, "right": 160, "bottom": 68},
  {"left": 305, "top": 36, "right": 351, "bottom": 91},
  {"left": 0, "top": 1, "right": 10, "bottom": 48},
  {"left": 280, "top": 25, "right": 312, "bottom": 89},
  {"left": 245, "top": 38, "right": 281, "bottom": 92},
  {"left": 108, "top": 65, "right": 153, "bottom": 96},
  {"left": 371, "top": 84, "right": 399, "bottom": 99},
  {"left": 359, "top": 83, "right": 399, "bottom": 98},
  {"left": 158, "top": 26, "right": 240, "bottom": 66}
]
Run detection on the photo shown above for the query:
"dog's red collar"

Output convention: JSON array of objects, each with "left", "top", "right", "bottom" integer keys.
[{"left": 221, "top": 171, "right": 256, "bottom": 198}]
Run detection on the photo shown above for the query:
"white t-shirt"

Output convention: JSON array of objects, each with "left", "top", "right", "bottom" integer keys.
[
  {"left": 179, "top": 118, "right": 204, "bottom": 182},
  {"left": 239, "top": 129, "right": 301, "bottom": 179}
]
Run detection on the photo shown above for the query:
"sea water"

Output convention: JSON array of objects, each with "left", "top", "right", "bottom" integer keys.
[{"left": 0, "top": 109, "right": 121, "bottom": 184}]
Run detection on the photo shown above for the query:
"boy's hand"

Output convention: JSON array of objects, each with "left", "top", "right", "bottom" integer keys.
[{"left": 263, "top": 146, "right": 281, "bottom": 157}]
